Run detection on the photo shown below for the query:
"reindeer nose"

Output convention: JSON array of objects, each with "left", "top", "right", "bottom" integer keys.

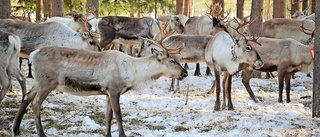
[{"left": 178, "top": 69, "right": 188, "bottom": 80}]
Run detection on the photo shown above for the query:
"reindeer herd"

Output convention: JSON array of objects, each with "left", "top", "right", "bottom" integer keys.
[{"left": 0, "top": 3, "right": 315, "bottom": 137}]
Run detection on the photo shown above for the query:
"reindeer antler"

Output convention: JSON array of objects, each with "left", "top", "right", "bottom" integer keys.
[
  {"left": 300, "top": 21, "right": 315, "bottom": 39},
  {"left": 206, "top": 3, "right": 223, "bottom": 20},
  {"left": 229, "top": 16, "right": 262, "bottom": 46}
]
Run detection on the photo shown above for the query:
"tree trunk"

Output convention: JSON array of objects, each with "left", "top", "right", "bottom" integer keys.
[
  {"left": 313, "top": 0, "right": 320, "bottom": 118},
  {"left": 0, "top": 0, "right": 10, "bottom": 19},
  {"left": 43, "top": 0, "right": 52, "bottom": 18},
  {"left": 36, "top": 0, "right": 42, "bottom": 22},
  {"left": 273, "top": 0, "right": 286, "bottom": 18},
  {"left": 176, "top": 0, "right": 183, "bottom": 14},
  {"left": 236, "top": 0, "right": 244, "bottom": 19},
  {"left": 184, "top": 0, "right": 190, "bottom": 17},
  {"left": 190, "top": 0, "right": 195, "bottom": 17},
  {"left": 250, "top": 0, "right": 263, "bottom": 78},
  {"left": 290, "top": 0, "right": 301, "bottom": 15},
  {"left": 52, "top": 0, "right": 64, "bottom": 17},
  {"left": 86, "top": 0, "right": 99, "bottom": 17},
  {"left": 312, "top": 0, "right": 315, "bottom": 13},
  {"left": 302, "top": 0, "right": 308, "bottom": 11},
  {"left": 249, "top": 0, "right": 263, "bottom": 37}
]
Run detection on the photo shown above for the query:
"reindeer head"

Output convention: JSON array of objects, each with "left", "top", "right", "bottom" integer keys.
[{"left": 67, "top": 12, "right": 92, "bottom": 32}]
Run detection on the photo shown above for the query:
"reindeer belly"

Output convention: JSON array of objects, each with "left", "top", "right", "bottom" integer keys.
[{"left": 56, "top": 77, "right": 105, "bottom": 96}]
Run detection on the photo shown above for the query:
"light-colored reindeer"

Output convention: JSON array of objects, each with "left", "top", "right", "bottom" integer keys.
[
  {"left": 205, "top": 31, "right": 264, "bottom": 110},
  {"left": 13, "top": 45, "right": 188, "bottom": 137},
  {"left": 45, "top": 12, "right": 92, "bottom": 32},
  {"left": 0, "top": 31, "right": 26, "bottom": 102},
  {"left": 0, "top": 19, "right": 101, "bottom": 78},
  {"left": 262, "top": 18, "right": 314, "bottom": 45}
]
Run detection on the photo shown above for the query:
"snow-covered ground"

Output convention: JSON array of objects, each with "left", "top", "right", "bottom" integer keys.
[{"left": 1, "top": 61, "right": 320, "bottom": 137}]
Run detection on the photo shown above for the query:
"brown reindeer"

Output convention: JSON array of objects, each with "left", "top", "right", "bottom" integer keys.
[{"left": 13, "top": 44, "right": 187, "bottom": 137}]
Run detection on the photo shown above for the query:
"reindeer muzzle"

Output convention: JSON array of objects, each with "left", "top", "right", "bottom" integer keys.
[{"left": 178, "top": 69, "right": 188, "bottom": 80}]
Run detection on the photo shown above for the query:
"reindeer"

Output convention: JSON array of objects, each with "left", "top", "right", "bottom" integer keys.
[
  {"left": 262, "top": 18, "right": 314, "bottom": 45},
  {"left": 205, "top": 31, "right": 264, "bottom": 110},
  {"left": 183, "top": 3, "right": 229, "bottom": 76},
  {"left": 0, "top": 31, "right": 26, "bottom": 102},
  {"left": 0, "top": 19, "right": 100, "bottom": 78},
  {"left": 45, "top": 12, "right": 92, "bottom": 32},
  {"left": 291, "top": 11, "right": 315, "bottom": 21},
  {"left": 157, "top": 14, "right": 189, "bottom": 27},
  {"left": 12, "top": 46, "right": 188, "bottom": 137},
  {"left": 161, "top": 34, "right": 213, "bottom": 92},
  {"left": 238, "top": 37, "right": 313, "bottom": 103},
  {"left": 98, "top": 16, "right": 184, "bottom": 50}
]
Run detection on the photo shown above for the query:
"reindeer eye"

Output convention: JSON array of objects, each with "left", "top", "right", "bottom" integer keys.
[
  {"left": 89, "top": 41, "right": 95, "bottom": 45},
  {"left": 245, "top": 46, "right": 252, "bottom": 51},
  {"left": 169, "top": 60, "right": 175, "bottom": 63}
]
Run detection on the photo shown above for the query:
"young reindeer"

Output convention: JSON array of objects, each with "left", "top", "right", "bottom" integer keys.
[
  {"left": 0, "top": 31, "right": 26, "bottom": 102},
  {"left": 13, "top": 46, "right": 188, "bottom": 137}
]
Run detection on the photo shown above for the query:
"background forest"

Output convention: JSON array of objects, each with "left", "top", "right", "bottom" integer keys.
[{"left": 9, "top": 0, "right": 315, "bottom": 21}]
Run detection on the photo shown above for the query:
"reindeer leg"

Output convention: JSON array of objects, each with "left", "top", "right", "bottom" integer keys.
[
  {"left": 169, "top": 78, "right": 175, "bottom": 92},
  {"left": 277, "top": 70, "right": 285, "bottom": 103},
  {"left": 12, "top": 67, "right": 27, "bottom": 97},
  {"left": 184, "top": 63, "right": 189, "bottom": 70},
  {"left": 19, "top": 58, "right": 23, "bottom": 69},
  {"left": 32, "top": 83, "right": 56, "bottom": 137},
  {"left": 284, "top": 73, "right": 292, "bottom": 103},
  {"left": 207, "top": 80, "right": 216, "bottom": 94},
  {"left": 194, "top": 63, "right": 201, "bottom": 76},
  {"left": 222, "top": 73, "right": 227, "bottom": 110},
  {"left": 109, "top": 89, "right": 127, "bottom": 137},
  {"left": 241, "top": 69, "right": 258, "bottom": 103},
  {"left": 0, "top": 70, "right": 10, "bottom": 102},
  {"left": 13, "top": 87, "right": 37, "bottom": 136},
  {"left": 206, "top": 67, "right": 212, "bottom": 76},
  {"left": 27, "top": 60, "right": 33, "bottom": 78},
  {"left": 105, "top": 95, "right": 113, "bottom": 137},
  {"left": 214, "top": 69, "right": 221, "bottom": 111},
  {"left": 175, "top": 80, "right": 180, "bottom": 94},
  {"left": 226, "top": 74, "right": 234, "bottom": 110}
]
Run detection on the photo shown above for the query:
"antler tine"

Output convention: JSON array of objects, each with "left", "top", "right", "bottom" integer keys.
[
  {"left": 229, "top": 17, "right": 262, "bottom": 46},
  {"left": 250, "top": 36, "right": 262, "bottom": 46},
  {"left": 220, "top": 8, "right": 231, "bottom": 21},
  {"left": 205, "top": 3, "right": 223, "bottom": 19},
  {"left": 228, "top": 17, "right": 250, "bottom": 39}
]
